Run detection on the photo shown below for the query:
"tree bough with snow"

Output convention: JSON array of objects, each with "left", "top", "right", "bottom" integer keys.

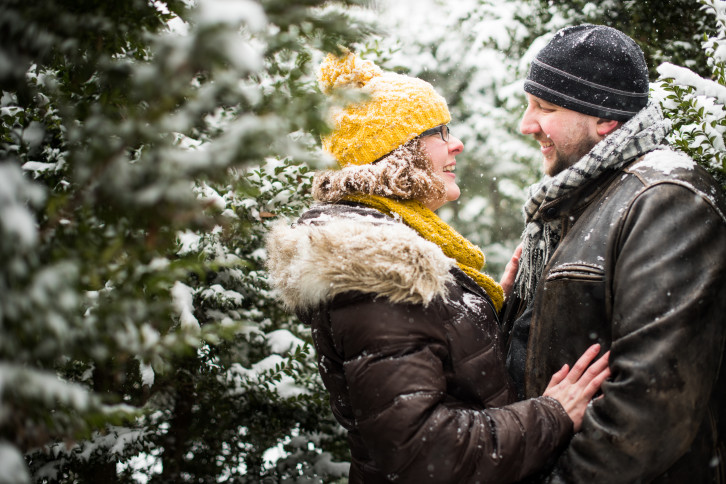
[
  {"left": 0, "top": 0, "right": 370, "bottom": 482},
  {"left": 653, "top": 0, "right": 726, "bottom": 191}
]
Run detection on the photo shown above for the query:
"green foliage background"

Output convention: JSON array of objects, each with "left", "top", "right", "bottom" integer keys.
[{"left": 0, "top": 0, "right": 724, "bottom": 483}]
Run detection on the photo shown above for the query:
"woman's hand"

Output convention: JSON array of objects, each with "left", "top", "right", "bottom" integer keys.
[
  {"left": 500, "top": 244, "right": 522, "bottom": 299},
  {"left": 543, "top": 344, "right": 611, "bottom": 432}
]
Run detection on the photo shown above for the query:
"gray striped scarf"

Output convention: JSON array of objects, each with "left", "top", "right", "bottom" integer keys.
[{"left": 514, "top": 101, "right": 671, "bottom": 307}]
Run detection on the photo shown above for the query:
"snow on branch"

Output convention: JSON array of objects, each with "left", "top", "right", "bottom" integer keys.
[{"left": 657, "top": 62, "right": 726, "bottom": 104}]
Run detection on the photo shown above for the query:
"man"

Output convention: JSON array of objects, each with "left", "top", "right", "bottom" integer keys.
[{"left": 503, "top": 24, "right": 726, "bottom": 483}]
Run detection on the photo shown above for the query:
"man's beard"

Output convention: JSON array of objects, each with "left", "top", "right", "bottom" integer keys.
[{"left": 547, "top": 135, "right": 600, "bottom": 177}]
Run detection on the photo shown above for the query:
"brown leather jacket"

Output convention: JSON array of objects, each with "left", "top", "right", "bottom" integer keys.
[
  {"left": 504, "top": 150, "right": 726, "bottom": 483},
  {"left": 266, "top": 204, "right": 573, "bottom": 483}
]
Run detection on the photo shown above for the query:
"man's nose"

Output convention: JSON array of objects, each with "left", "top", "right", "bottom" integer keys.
[{"left": 519, "top": 108, "right": 540, "bottom": 135}]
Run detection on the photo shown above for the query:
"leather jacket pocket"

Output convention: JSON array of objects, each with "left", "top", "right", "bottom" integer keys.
[
  {"left": 526, "top": 262, "right": 609, "bottom": 395},
  {"left": 541, "top": 262, "right": 607, "bottom": 337}
]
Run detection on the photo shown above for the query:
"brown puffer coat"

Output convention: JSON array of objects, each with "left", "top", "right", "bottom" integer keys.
[{"left": 266, "top": 203, "right": 573, "bottom": 483}]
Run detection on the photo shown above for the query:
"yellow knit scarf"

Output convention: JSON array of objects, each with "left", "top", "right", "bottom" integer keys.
[{"left": 346, "top": 194, "right": 504, "bottom": 312}]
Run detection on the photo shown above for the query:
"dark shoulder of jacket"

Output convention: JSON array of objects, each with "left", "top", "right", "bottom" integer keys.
[
  {"left": 623, "top": 148, "right": 726, "bottom": 220},
  {"left": 450, "top": 268, "right": 500, "bottom": 325},
  {"left": 296, "top": 291, "right": 379, "bottom": 324},
  {"left": 298, "top": 287, "right": 452, "bottom": 325}
]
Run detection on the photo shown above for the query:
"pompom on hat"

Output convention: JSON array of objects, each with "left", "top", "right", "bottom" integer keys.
[
  {"left": 524, "top": 24, "right": 649, "bottom": 121},
  {"left": 318, "top": 51, "right": 450, "bottom": 167}
]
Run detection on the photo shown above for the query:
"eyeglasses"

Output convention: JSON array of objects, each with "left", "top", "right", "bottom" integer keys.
[{"left": 420, "top": 124, "right": 451, "bottom": 142}]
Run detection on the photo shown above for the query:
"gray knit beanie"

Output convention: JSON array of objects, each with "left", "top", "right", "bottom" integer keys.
[{"left": 524, "top": 24, "right": 649, "bottom": 121}]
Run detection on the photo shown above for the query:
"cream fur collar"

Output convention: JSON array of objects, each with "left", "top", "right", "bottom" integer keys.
[{"left": 265, "top": 205, "right": 455, "bottom": 311}]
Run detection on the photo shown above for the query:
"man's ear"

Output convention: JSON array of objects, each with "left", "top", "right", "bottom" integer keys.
[{"left": 596, "top": 118, "right": 621, "bottom": 136}]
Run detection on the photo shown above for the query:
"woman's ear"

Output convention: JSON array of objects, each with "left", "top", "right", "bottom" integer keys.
[{"left": 596, "top": 118, "right": 621, "bottom": 136}]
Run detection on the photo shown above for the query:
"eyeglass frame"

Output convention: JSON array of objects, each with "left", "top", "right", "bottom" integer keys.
[{"left": 419, "top": 124, "right": 451, "bottom": 142}]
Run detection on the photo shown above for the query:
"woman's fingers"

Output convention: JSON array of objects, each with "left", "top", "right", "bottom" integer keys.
[
  {"left": 582, "top": 352, "right": 611, "bottom": 395},
  {"left": 500, "top": 244, "right": 522, "bottom": 297},
  {"left": 564, "top": 344, "right": 601, "bottom": 383},
  {"left": 547, "top": 363, "right": 569, "bottom": 387},
  {"left": 585, "top": 366, "right": 611, "bottom": 398},
  {"left": 542, "top": 346, "right": 611, "bottom": 432},
  {"left": 586, "top": 351, "right": 610, "bottom": 376}
]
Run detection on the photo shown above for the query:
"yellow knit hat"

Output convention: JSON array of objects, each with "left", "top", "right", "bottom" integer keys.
[{"left": 318, "top": 51, "right": 451, "bottom": 167}]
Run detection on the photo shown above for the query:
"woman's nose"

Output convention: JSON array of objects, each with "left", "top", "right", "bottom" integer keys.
[{"left": 448, "top": 135, "right": 464, "bottom": 154}]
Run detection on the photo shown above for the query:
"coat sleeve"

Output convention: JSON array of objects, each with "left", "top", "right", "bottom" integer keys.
[
  {"left": 329, "top": 298, "right": 573, "bottom": 484},
  {"left": 546, "top": 183, "right": 726, "bottom": 483}
]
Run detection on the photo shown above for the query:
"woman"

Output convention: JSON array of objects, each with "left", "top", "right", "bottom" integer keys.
[{"left": 266, "top": 52, "right": 609, "bottom": 483}]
